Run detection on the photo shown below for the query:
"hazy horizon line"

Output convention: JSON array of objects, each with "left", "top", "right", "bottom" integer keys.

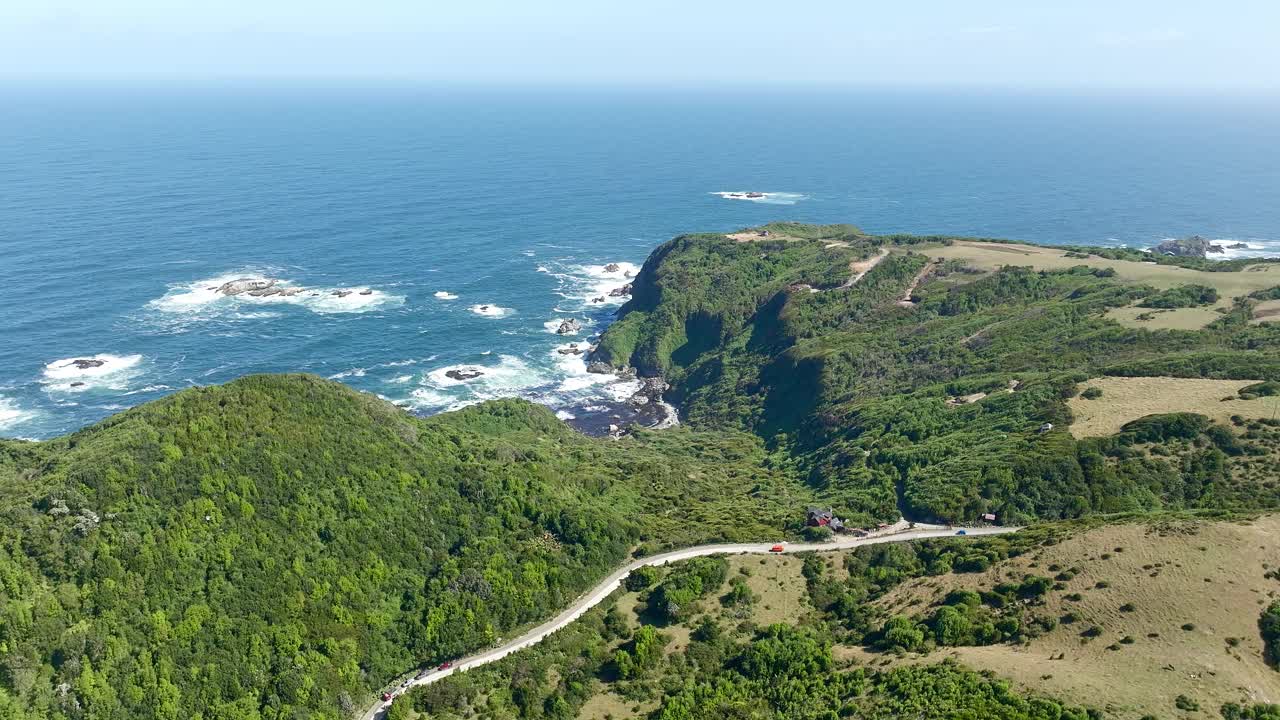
[{"left": 2, "top": 76, "right": 1279, "bottom": 97}]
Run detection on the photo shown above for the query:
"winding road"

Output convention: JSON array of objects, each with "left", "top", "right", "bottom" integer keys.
[{"left": 360, "top": 521, "right": 1019, "bottom": 719}]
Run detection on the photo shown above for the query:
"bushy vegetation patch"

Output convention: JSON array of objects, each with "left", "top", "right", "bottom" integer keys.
[{"left": 1138, "top": 284, "right": 1220, "bottom": 308}]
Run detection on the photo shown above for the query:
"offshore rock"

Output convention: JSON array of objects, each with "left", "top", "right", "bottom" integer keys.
[
  {"left": 217, "top": 278, "right": 276, "bottom": 296},
  {"left": 445, "top": 369, "right": 484, "bottom": 381}
]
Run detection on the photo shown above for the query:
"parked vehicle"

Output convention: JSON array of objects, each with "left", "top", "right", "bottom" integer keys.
[
  {"left": 955, "top": 529, "right": 967, "bottom": 535},
  {"left": 381, "top": 692, "right": 392, "bottom": 702},
  {"left": 438, "top": 661, "right": 453, "bottom": 670},
  {"left": 770, "top": 544, "right": 785, "bottom": 553}
]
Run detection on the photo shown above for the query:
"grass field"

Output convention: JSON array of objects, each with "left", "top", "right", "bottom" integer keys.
[
  {"left": 1102, "top": 304, "right": 1229, "bottom": 330},
  {"left": 725, "top": 554, "right": 810, "bottom": 625},
  {"left": 1254, "top": 299, "right": 1280, "bottom": 324},
  {"left": 860, "top": 515, "right": 1280, "bottom": 719},
  {"left": 926, "top": 241, "right": 1280, "bottom": 329},
  {"left": 1066, "top": 376, "right": 1276, "bottom": 437}
]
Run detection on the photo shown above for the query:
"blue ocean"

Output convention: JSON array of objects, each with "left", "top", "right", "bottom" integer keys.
[{"left": 3, "top": 88, "right": 1279, "bottom": 439}]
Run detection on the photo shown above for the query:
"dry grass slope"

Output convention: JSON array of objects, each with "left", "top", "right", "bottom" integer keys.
[
  {"left": 861, "top": 516, "right": 1280, "bottom": 718},
  {"left": 928, "top": 240, "right": 1279, "bottom": 329},
  {"left": 1067, "top": 376, "right": 1278, "bottom": 437}
]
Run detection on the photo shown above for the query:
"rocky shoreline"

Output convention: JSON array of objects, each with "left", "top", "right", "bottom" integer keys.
[
  {"left": 1149, "top": 235, "right": 1250, "bottom": 258},
  {"left": 568, "top": 359, "right": 679, "bottom": 437}
]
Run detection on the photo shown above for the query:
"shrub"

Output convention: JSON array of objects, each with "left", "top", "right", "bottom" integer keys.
[
  {"left": 803, "top": 525, "right": 834, "bottom": 542},
  {"left": 1260, "top": 601, "right": 1280, "bottom": 666},
  {"left": 1175, "top": 694, "right": 1200, "bottom": 711},
  {"left": 1081, "top": 387, "right": 1104, "bottom": 400},
  {"left": 1138, "top": 284, "right": 1219, "bottom": 309},
  {"left": 626, "top": 565, "right": 661, "bottom": 592}
]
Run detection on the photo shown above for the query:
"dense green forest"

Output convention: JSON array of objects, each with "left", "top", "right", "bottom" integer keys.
[
  {"left": 595, "top": 223, "right": 1280, "bottom": 524},
  {"left": 0, "top": 375, "right": 816, "bottom": 719}
]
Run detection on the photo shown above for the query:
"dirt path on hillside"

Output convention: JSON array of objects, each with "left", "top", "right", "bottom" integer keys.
[
  {"left": 897, "top": 260, "right": 938, "bottom": 306},
  {"left": 839, "top": 248, "right": 890, "bottom": 289}
]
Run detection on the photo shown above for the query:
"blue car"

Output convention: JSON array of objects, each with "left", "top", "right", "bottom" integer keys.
[{"left": 955, "top": 529, "right": 967, "bottom": 535}]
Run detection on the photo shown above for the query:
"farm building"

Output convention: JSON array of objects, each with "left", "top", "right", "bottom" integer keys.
[{"left": 805, "top": 507, "right": 845, "bottom": 532}]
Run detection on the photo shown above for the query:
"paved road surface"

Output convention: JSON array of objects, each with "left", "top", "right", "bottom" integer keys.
[{"left": 360, "top": 521, "right": 1018, "bottom": 719}]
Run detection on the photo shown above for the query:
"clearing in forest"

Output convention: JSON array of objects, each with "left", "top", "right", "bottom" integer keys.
[
  {"left": 1253, "top": 299, "right": 1280, "bottom": 324},
  {"left": 1066, "top": 376, "right": 1275, "bottom": 437}
]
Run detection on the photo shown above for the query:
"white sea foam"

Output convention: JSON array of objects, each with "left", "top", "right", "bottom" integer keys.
[
  {"left": 711, "top": 191, "right": 808, "bottom": 205},
  {"left": 148, "top": 272, "right": 405, "bottom": 319},
  {"left": 555, "top": 410, "right": 576, "bottom": 420},
  {"left": 390, "top": 374, "right": 414, "bottom": 384},
  {"left": 434, "top": 291, "right": 459, "bottom": 300},
  {"left": 42, "top": 354, "right": 145, "bottom": 392},
  {"left": 548, "top": 343, "right": 639, "bottom": 401},
  {"left": 1214, "top": 238, "right": 1280, "bottom": 260},
  {"left": 0, "top": 396, "right": 38, "bottom": 431},
  {"left": 329, "top": 368, "right": 367, "bottom": 379},
  {"left": 542, "top": 260, "right": 639, "bottom": 310},
  {"left": 124, "top": 384, "right": 173, "bottom": 396},
  {"left": 469, "top": 304, "right": 513, "bottom": 317},
  {"left": 412, "top": 356, "right": 550, "bottom": 411},
  {"left": 408, "top": 388, "right": 456, "bottom": 409},
  {"left": 544, "top": 318, "right": 593, "bottom": 335},
  {"left": 576, "top": 262, "right": 639, "bottom": 305}
]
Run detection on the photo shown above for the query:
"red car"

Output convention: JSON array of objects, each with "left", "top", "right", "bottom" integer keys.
[
  {"left": 438, "top": 661, "right": 453, "bottom": 670},
  {"left": 381, "top": 692, "right": 392, "bottom": 702},
  {"left": 769, "top": 544, "right": 785, "bottom": 553}
]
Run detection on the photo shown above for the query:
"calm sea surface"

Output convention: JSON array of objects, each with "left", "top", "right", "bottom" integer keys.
[{"left": 3, "top": 87, "right": 1279, "bottom": 438}]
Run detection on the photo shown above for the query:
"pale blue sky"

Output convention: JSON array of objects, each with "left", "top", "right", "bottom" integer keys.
[{"left": 2, "top": 0, "right": 1277, "bottom": 89}]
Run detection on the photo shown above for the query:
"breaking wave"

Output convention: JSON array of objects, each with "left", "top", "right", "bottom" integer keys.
[
  {"left": 147, "top": 271, "right": 406, "bottom": 321},
  {"left": 0, "top": 396, "right": 38, "bottom": 432},
  {"left": 469, "top": 304, "right": 513, "bottom": 317},
  {"left": 42, "top": 354, "right": 146, "bottom": 393},
  {"left": 1211, "top": 238, "right": 1280, "bottom": 261},
  {"left": 711, "top": 191, "right": 808, "bottom": 205}
]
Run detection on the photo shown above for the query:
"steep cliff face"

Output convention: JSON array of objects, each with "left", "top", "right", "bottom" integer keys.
[{"left": 591, "top": 229, "right": 866, "bottom": 377}]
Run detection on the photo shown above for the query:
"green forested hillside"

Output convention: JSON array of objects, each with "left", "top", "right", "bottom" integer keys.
[
  {"left": 596, "top": 223, "right": 1280, "bottom": 523},
  {"left": 0, "top": 375, "right": 807, "bottom": 719}
]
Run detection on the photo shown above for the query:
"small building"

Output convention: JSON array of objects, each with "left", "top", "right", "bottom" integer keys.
[
  {"left": 806, "top": 507, "right": 834, "bottom": 527},
  {"left": 980, "top": 513, "right": 997, "bottom": 523},
  {"left": 806, "top": 507, "right": 847, "bottom": 533},
  {"left": 1038, "top": 422, "right": 1054, "bottom": 433}
]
